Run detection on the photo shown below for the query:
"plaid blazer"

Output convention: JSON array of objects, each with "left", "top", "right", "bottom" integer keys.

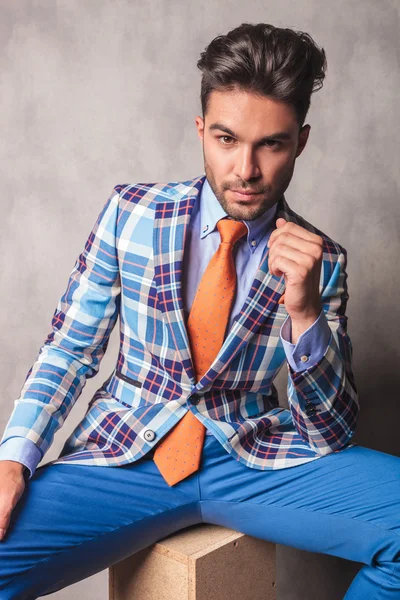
[{"left": 1, "top": 174, "right": 360, "bottom": 471}]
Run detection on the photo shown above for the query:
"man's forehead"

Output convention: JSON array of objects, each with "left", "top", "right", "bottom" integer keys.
[{"left": 205, "top": 92, "right": 298, "bottom": 134}]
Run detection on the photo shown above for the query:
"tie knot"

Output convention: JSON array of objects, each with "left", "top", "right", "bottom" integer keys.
[{"left": 217, "top": 218, "right": 248, "bottom": 246}]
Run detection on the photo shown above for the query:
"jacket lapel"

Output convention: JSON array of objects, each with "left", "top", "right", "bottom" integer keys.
[
  {"left": 153, "top": 175, "right": 203, "bottom": 384},
  {"left": 153, "top": 174, "right": 298, "bottom": 388}
]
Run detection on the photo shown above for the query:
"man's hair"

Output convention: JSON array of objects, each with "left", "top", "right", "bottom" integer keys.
[{"left": 197, "top": 22, "right": 327, "bottom": 130}]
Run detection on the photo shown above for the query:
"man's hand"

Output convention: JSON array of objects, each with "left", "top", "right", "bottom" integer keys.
[
  {"left": 268, "top": 218, "right": 323, "bottom": 331},
  {"left": 0, "top": 461, "right": 26, "bottom": 541}
]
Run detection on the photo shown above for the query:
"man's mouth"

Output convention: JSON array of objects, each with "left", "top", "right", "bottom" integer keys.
[{"left": 229, "top": 189, "right": 263, "bottom": 201}]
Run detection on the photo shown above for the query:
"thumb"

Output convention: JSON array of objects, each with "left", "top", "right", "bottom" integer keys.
[
  {"left": 0, "top": 506, "right": 12, "bottom": 541},
  {"left": 0, "top": 512, "right": 10, "bottom": 541},
  {"left": 276, "top": 217, "right": 287, "bottom": 228}
]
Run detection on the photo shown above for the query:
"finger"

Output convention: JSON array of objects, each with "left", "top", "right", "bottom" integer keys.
[
  {"left": 269, "top": 242, "right": 317, "bottom": 270},
  {"left": 270, "top": 221, "right": 322, "bottom": 246},
  {"left": 0, "top": 509, "right": 11, "bottom": 540},
  {"left": 268, "top": 233, "right": 322, "bottom": 260},
  {"left": 269, "top": 254, "right": 305, "bottom": 281},
  {"left": 0, "top": 482, "right": 24, "bottom": 541},
  {"left": 269, "top": 227, "right": 321, "bottom": 247}
]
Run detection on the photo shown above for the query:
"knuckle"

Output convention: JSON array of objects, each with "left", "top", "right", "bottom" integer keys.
[
  {"left": 313, "top": 243, "right": 323, "bottom": 258},
  {"left": 307, "top": 254, "right": 316, "bottom": 267},
  {"left": 300, "top": 266, "right": 308, "bottom": 279}
]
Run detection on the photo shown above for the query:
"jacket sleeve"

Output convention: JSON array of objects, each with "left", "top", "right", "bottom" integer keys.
[
  {"left": 0, "top": 185, "right": 122, "bottom": 462},
  {"left": 285, "top": 247, "right": 360, "bottom": 454}
]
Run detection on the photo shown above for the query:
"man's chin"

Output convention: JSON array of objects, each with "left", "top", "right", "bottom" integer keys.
[{"left": 221, "top": 196, "right": 270, "bottom": 221}]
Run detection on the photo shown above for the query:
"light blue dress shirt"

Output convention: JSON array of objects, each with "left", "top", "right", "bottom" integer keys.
[{"left": 0, "top": 177, "right": 331, "bottom": 476}]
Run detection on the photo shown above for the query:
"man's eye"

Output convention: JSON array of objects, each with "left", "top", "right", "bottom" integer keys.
[
  {"left": 218, "top": 136, "right": 281, "bottom": 148},
  {"left": 218, "top": 135, "right": 235, "bottom": 144}
]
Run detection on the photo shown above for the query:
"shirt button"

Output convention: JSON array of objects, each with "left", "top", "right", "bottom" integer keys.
[
  {"left": 144, "top": 430, "right": 156, "bottom": 442},
  {"left": 251, "top": 240, "right": 257, "bottom": 247},
  {"left": 300, "top": 355, "right": 309, "bottom": 362}
]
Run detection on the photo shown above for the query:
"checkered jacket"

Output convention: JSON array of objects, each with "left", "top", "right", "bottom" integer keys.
[{"left": 0, "top": 174, "right": 360, "bottom": 471}]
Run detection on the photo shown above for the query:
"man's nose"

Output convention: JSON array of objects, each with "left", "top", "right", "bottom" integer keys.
[{"left": 233, "top": 149, "right": 261, "bottom": 182}]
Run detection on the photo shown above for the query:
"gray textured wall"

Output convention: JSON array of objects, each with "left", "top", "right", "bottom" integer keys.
[{"left": 0, "top": 1, "right": 399, "bottom": 599}]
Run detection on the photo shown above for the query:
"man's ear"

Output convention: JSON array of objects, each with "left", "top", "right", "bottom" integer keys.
[
  {"left": 195, "top": 116, "right": 205, "bottom": 143},
  {"left": 295, "top": 124, "right": 311, "bottom": 158}
]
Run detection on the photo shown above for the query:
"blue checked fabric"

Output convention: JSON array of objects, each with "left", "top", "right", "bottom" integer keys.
[{"left": 0, "top": 174, "right": 359, "bottom": 476}]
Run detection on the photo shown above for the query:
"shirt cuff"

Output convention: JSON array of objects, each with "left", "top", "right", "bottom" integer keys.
[
  {"left": 280, "top": 309, "right": 332, "bottom": 372},
  {"left": 0, "top": 437, "right": 42, "bottom": 480}
]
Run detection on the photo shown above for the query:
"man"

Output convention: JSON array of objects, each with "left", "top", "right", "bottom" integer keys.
[{"left": 0, "top": 22, "right": 399, "bottom": 599}]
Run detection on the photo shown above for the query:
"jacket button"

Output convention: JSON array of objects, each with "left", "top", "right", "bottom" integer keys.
[
  {"left": 144, "top": 430, "right": 156, "bottom": 442},
  {"left": 189, "top": 394, "right": 200, "bottom": 405}
]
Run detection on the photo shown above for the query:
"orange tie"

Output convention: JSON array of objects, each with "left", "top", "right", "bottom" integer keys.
[{"left": 153, "top": 217, "right": 248, "bottom": 486}]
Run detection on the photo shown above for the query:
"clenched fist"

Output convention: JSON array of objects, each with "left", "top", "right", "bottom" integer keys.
[{"left": 268, "top": 217, "right": 323, "bottom": 323}]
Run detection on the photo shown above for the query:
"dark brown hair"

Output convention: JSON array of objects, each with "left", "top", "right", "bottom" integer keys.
[{"left": 197, "top": 23, "right": 327, "bottom": 130}]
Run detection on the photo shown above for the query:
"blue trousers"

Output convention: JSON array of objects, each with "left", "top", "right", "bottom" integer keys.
[{"left": 0, "top": 436, "right": 399, "bottom": 599}]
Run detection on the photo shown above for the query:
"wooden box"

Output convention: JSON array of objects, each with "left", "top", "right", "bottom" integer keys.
[{"left": 109, "top": 523, "right": 276, "bottom": 600}]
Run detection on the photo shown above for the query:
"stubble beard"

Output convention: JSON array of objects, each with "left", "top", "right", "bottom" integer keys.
[{"left": 203, "top": 160, "right": 294, "bottom": 222}]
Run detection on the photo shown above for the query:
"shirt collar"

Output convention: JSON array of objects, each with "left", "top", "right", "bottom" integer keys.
[{"left": 199, "top": 177, "right": 278, "bottom": 253}]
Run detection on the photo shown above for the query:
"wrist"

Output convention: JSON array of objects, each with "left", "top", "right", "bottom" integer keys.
[
  {"left": 290, "top": 310, "right": 321, "bottom": 345},
  {"left": 291, "top": 313, "right": 320, "bottom": 327},
  {"left": 0, "top": 460, "right": 26, "bottom": 473},
  {"left": 290, "top": 302, "right": 321, "bottom": 324}
]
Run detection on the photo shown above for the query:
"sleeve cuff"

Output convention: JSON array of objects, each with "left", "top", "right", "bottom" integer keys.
[
  {"left": 0, "top": 437, "right": 42, "bottom": 480},
  {"left": 280, "top": 308, "right": 332, "bottom": 372}
]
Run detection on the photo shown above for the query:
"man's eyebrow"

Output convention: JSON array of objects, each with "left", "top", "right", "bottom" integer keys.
[{"left": 208, "top": 122, "right": 292, "bottom": 143}]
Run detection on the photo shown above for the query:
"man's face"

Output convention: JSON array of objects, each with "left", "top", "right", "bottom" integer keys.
[{"left": 195, "top": 89, "right": 310, "bottom": 221}]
